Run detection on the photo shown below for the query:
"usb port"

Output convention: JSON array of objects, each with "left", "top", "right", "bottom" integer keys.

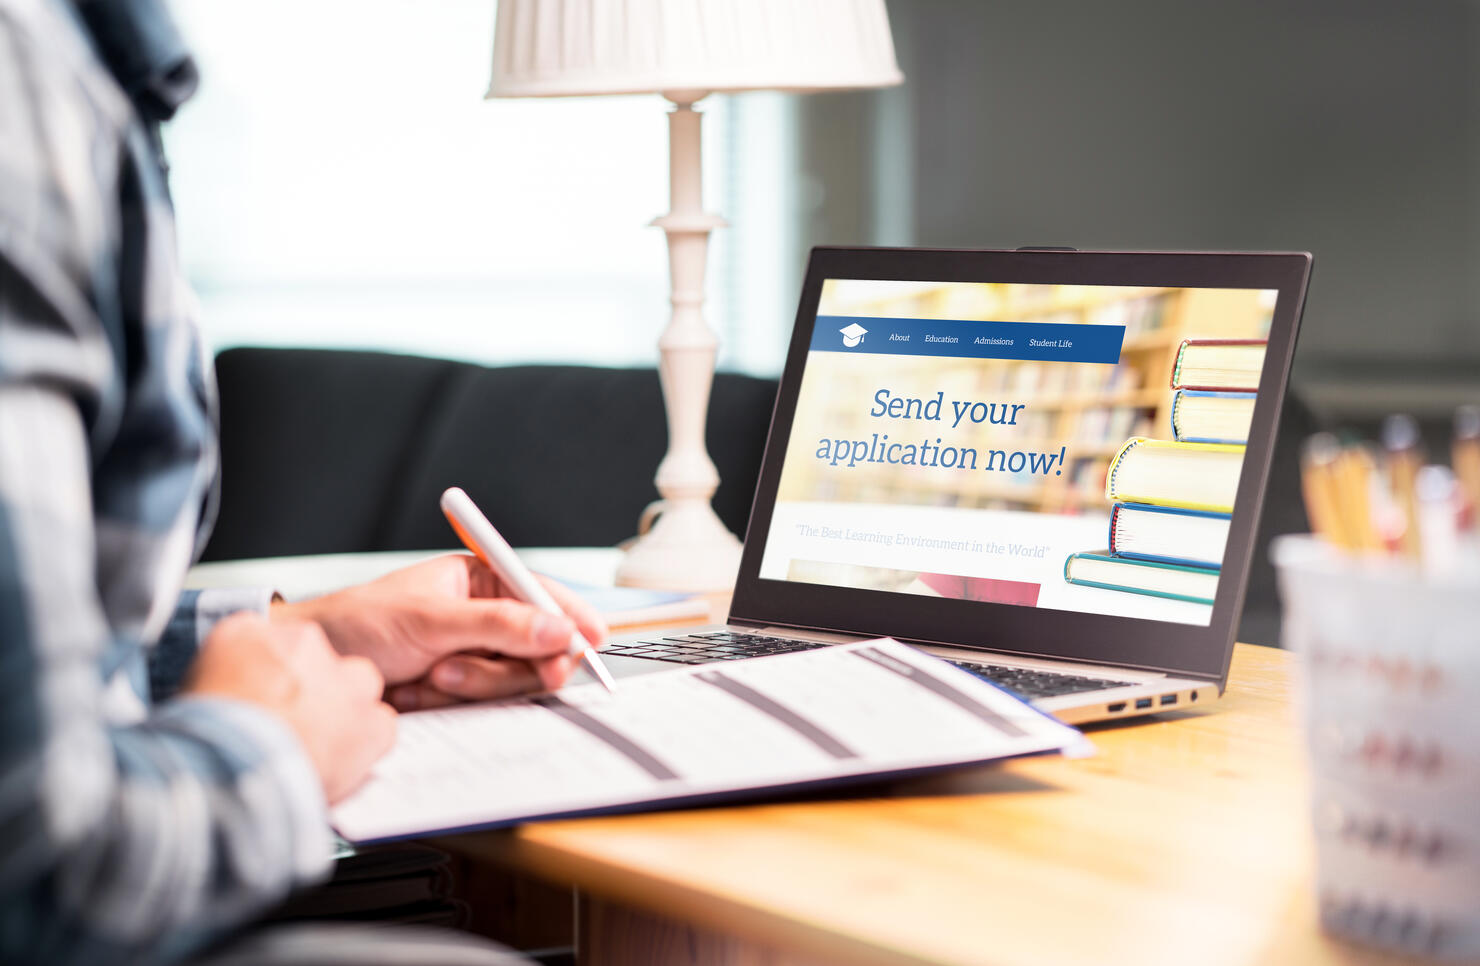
[
  {"left": 1160, "top": 694, "right": 1177, "bottom": 706},
  {"left": 1106, "top": 702, "right": 1126, "bottom": 713},
  {"left": 1135, "top": 698, "right": 1153, "bottom": 709}
]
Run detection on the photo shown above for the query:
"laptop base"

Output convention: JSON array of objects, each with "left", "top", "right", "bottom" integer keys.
[{"left": 597, "top": 625, "right": 1219, "bottom": 725}]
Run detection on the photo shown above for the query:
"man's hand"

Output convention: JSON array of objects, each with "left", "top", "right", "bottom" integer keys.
[
  {"left": 272, "top": 554, "right": 608, "bottom": 711},
  {"left": 184, "top": 613, "right": 396, "bottom": 804}
]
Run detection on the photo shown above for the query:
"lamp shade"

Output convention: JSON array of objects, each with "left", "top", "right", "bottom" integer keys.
[{"left": 487, "top": 0, "right": 903, "bottom": 98}]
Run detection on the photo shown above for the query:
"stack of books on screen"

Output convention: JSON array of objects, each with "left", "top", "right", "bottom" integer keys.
[
  {"left": 1063, "top": 340, "right": 1267, "bottom": 606},
  {"left": 1169, "top": 337, "right": 1263, "bottom": 445}
]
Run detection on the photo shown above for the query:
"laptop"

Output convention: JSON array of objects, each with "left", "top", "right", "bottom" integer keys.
[{"left": 598, "top": 247, "right": 1311, "bottom": 724}]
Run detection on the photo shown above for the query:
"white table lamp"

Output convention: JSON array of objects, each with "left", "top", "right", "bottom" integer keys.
[{"left": 487, "top": 0, "right": 903, "bottom": 590}]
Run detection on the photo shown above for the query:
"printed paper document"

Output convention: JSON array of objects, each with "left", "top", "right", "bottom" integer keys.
[{"left": 332, "top": 638, "right": 1085, "bottom": 843}]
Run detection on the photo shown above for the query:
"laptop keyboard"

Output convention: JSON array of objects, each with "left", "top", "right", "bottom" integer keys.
[
  {"left": 600, "top": 631, "right": 1128, "bottom": 700},
  {"left": 941, "top": 660, "right": 1127, "bottom": 699}
]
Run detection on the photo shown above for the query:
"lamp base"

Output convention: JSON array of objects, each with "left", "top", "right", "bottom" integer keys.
[{"left": 615, "top": 498, "right": 742, "bottom": 592}]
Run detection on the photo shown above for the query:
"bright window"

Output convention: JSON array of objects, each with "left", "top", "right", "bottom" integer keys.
[{"left": 166, "top": 0, "right": 796, "bottom": 374}]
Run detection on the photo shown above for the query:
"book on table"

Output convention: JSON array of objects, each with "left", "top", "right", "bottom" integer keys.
[
  {"left": 1108, "top": 503, "right": 1230, "bottom": 570},
  {"left": 1170, "top": 390, "right": 1257, "bottom": 445},
  {"left": 553, "top": 578, "right": 711, "bottom": 627},
  {"left": 1104, "top": 437, "right": 1245, "bottom": 514},
  {"left": 1170, "top": 339, "right": 1267, "bottom": 392},
  {"left": 1063, "top": 551, "right": 1218, "bottom": 605},
  {"left": 330, "top": 639, "right": 1087, "bottom": 844}
]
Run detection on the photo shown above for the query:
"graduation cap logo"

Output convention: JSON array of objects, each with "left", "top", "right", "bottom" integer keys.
[{"left": 839, "top": 322, "right": 869, "bottom": 348}]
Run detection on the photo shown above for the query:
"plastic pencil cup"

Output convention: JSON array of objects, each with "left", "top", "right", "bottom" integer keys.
[{"left": 1273, "top": 535, "right": 1480, "bottom": 959}]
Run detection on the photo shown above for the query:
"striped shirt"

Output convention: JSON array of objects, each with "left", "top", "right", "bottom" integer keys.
[{"left": 0, "top": 0, "right": 331, "bottom": 962}]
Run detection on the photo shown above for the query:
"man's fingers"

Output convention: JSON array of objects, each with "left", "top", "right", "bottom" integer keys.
[
  {"left": 327, "top": 702, "right": 400, "bottom": 804},
  {"left": 338, "top": 654, "right": 386, "bottom": 701},
  {"left": 531, "top": 653, "right": 575, "bottom": 692},
  {"left": 535, "top": 576, "right": 609, "bottom": 647},
  {"left": 386, "top": 683, "right": 462, "bottom": 713},
  {"left": 439, "top": 552, "right": 493, "bottom": 598},
  {"left": 414, "top": 598, "right": 576, "bottom": 661},
  {"left": 268, "top": 618, "right": 336, "bottom": 663},
  {"left": 428, "top": 654, "right": 544, "bottom": 701},
  {"left": 456, "top": 556, "right": 608, "bottom": 648},
  {"left": 368, "top": 702, "right": 398, "bottom": 756},
  {"left": 387, "top": 652, "right": 575, "bottom": 710}
]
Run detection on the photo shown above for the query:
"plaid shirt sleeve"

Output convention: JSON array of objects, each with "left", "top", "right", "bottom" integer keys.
[
  {"left": 151, "top": 588, "right": 281, "bottom": 702},
  {"left": 0, "top": 4, "right": 331, "bottom": 963}
]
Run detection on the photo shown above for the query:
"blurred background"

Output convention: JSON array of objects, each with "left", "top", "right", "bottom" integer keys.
[
  {"left": 167, "top": 0, "right": 1480, "bottom": 425},
  {"left": 171, "top": 0, "right": 1479, "bottom": 644}
]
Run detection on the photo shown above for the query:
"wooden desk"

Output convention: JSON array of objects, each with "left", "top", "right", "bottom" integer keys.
[
  {"left": 187, "top": 551, "right": 1409, "bottom": 965},
  {"left": 447, "top": 644, "right": 1413, "bottom": 966}
]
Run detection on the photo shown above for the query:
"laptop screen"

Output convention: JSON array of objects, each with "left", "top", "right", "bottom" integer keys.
[{"left": 756, "top": 279, "right": 1279, "bottom": 628}]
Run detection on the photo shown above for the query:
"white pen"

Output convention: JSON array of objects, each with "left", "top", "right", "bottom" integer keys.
[{"left": 440, "top": 486, "right": 617, "bottom": 693}]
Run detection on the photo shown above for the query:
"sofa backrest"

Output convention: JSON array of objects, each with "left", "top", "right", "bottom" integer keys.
[{"left": 203, "top": 348, "right": 779, "bottom": 560}]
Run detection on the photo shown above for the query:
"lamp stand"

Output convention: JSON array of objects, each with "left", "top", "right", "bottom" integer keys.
[{"left": 615, "top": 93, "right": 743, "bottom": 591}]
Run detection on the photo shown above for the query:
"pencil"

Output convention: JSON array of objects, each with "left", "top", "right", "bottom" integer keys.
[
  {"left": 1381, "top": 414, "right": 1423, "bottom": 560},
  {"left": 1300, "top": 433, "right": 1354, "bottom": 550},
  {"left": 1334, "top": 441, "right": 1384, "bottom": 552}
]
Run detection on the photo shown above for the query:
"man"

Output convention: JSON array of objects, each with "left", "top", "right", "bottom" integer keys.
[{"left": 0, "top": 0, "right": 605, "bottom": 962}]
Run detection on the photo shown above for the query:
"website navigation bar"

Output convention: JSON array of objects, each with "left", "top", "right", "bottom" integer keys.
[{"left": 812, "top": 315, "right": 1126, "bottom": 364}]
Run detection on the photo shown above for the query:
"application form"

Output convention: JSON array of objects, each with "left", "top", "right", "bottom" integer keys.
[{"left": 332, "top": 638, "right": 1087, "bottom": 843}]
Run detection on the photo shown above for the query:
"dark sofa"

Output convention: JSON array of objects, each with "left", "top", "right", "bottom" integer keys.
[{"left": 203, "top": 348, "right": 778, "bottom": 560}]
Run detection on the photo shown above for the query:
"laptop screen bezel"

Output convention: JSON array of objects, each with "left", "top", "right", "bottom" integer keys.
[{"left": 729, "top": 247, "right": 1311, "bottom": 684}]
